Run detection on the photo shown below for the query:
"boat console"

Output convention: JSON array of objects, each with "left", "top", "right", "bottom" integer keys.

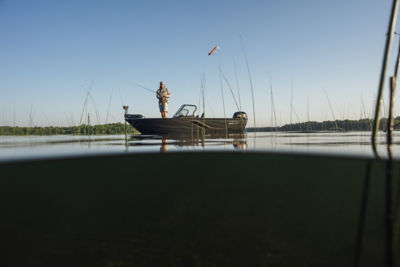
[{"left": 173, "top": 104, "right": 198, "bottom": 118}]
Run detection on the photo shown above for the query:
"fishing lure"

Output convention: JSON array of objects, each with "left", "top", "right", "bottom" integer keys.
[{"left": 208, "top": 45, "right": 220, "bottom": 56}]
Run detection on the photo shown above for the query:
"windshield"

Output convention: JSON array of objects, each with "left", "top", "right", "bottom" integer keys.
[{"left": 173, "top": 104, "right": 197, "bottom": 118}]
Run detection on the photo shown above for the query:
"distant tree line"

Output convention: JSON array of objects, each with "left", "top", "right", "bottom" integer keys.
[
  {"left": 3, "top": 117, "right": 398, "bottom": 135},
  {"left": 0, "top": 123, "right": 138, "bottom": 136},
  {"left": 247, "top": 117, "right": 400, "bottom": 132}
]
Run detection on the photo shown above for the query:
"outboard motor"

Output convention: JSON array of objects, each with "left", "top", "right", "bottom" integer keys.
[{"left": 233, "top": 111, "right": 248, "bottom": 121}]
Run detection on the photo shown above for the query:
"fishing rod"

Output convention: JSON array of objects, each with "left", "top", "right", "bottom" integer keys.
[{"left": 132, "top": 82, "right": 156, "bottom": 93}]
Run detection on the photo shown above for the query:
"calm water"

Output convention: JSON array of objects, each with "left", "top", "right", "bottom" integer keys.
[{"left": 0, "top": 131, "right": 399, "bottom": 161}]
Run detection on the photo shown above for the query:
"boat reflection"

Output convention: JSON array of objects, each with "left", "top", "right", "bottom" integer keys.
[
  {"left": 233, "top": 138, "right": 247, "bottom": 150},
  {"left": 160, "top": 138, "right": 168, "bottom": 153},
  {"left": 126, "top": 133, "right": 247, "bottom": 152}
]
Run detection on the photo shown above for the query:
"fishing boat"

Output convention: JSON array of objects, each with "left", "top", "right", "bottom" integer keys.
[{"left": 125, "top": 104, "right": 248, "bottom": 136}]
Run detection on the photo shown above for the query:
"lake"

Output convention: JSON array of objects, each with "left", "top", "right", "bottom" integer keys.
[{"left": 0, "top": 131, "right": 398, "bottom": 161}]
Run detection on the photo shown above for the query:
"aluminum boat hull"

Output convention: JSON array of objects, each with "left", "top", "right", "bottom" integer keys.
[{"left": 125, "top": 115, "right": 247, "bottom": 136}]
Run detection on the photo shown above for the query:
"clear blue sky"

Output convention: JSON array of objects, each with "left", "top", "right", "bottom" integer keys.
[{"left": 0, "top": 0, "right": 396, "bottom": 127}]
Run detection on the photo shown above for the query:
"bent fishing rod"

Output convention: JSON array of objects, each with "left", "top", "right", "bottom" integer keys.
[{"left": 132, "top": 82, "right": 156, "bottom": 93}]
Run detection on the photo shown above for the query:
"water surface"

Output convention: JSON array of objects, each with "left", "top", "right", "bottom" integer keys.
[{"left": 1, "top": 131, "right": 399, "bottom": 161}]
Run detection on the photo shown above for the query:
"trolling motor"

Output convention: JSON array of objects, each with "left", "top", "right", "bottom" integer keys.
[
  {"left": 123, "top": 106, "right": 144, "bottom": 119},
  {"left": 123, "top": 106, "right": 129, "bottom": 115}
]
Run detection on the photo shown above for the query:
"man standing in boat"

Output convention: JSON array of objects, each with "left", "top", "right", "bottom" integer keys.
[{"left": 156, "top": 81, "right": 171, "bottom": 118}]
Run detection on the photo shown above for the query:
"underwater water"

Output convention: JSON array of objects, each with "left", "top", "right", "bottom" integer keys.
[{"left": 1, "top": 132, "right": 399, "bottom": 266}]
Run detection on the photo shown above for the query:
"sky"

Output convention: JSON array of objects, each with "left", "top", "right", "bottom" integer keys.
[{"left": 0, "top": 0, "right": 397, "bottom": 127}]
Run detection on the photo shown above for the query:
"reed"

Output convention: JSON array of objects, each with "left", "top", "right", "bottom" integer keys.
[
  {"left": 268, "top": 75, "right": 277, "bottom": 130},
  {"left": 323, "top": 89, "right": 339, "bottom": 131},
  {"left": 240, "top": 35, "right": 256, "bottom": 128},
  {"left": 360, "top": 93, "right": 366, "bottom": 119},
  {"left": 372, "top": 0, "right": 400, "bottom": 149},
  {"left": 202, "top": 73, "right": 206, "bottom": 117},
  {"left": 222, "top": 72, "right": 240, "bottom": 111},
  {"left": 89, "top": 93, "right": 100, "bottom": 125},
  {"left": 290, "top": 77, "right": 294, "bottom": 131},
  {"left": 292, "top": 108, "right": 302, "bottom": 131},
  {"left": 64, "top": 112, "right": 72, "bottom": 127},
  {"left": 217, "top": 59, "right": 228, "bottom": 136},
  {"left": 13, "top": 104, "right": 15, "bottom": 128},
  {"left": 106, "top": 89, "right": 114, "bottom": 124},
  {"left": 198, "top": 76, "right": 202, "bottom": 117},
  {"left": 218, "top": 63, "right": 226, "bottom": 118},
  {"left": 307, "top": 98, "right": 310, "bottom": 122},
  {"left": 79, "top": 81, "right": 93, "bottom": 125},
  {"left": 69, "top": 112, "right": 75, "bottom": 126},
  {"left": 232, "top": 56, "right": 242, "bottom": 110},
  {"left": 28, "top": 103, "right": 33, "bottom": 127}
]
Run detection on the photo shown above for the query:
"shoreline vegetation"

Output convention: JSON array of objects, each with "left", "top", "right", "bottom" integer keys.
[
  {"left": 0, "top": 123, "right": 138, "bottom": 136},
  {"left": 0, "top": 118, "right": 398, "bottom": 136},
  {"left": 247, "top": 117, "right": 399, "bottom": 132}
]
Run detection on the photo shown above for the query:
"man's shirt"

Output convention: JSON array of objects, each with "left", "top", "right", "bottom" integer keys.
[{"left": 156, "top": 88, "right": 171, "bottom": 103}]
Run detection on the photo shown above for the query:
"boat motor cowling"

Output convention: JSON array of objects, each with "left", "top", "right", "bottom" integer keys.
[{"left": 233, "top": 111, "right": 248, "bottom": 120}]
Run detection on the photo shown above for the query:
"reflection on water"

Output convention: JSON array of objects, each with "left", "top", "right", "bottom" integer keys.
[
  {"left": 125, "top": 134, "right": 248, "bottom": 154},
  {"left": 1, "top": 131, "right": 400, "bottom": 161}
]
